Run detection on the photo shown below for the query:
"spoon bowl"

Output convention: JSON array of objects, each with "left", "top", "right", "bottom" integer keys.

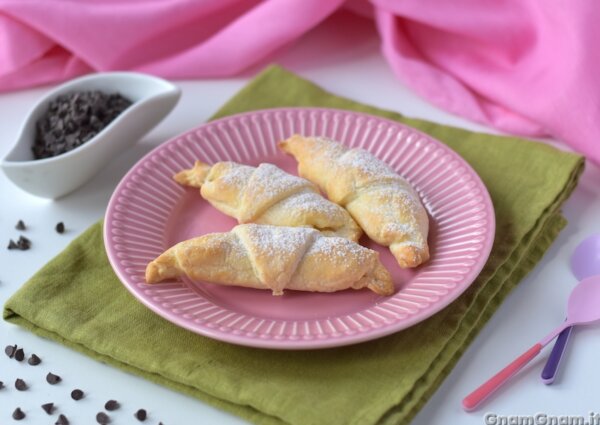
[
  {"left": 1, "top": 72, "right": 181, "bottom": 199},
  {"left": 566, "top": 275, "right": 600, "bottom": 325},
  {"left": 571, "top": 233, "right": 600, "bottom": 282}
]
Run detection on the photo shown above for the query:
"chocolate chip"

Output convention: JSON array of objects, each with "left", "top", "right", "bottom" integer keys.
[
  {"left": 28, "top": 353, "right": 41, "bottom": 365},
  {"left": 134, "top": 409, "right": 147, "bottom": 421},
  {"left": 55, "top": 222, "right": 65, "bottom": 234},
  {"left": 15, "top": 220, "right": 26, "bottom": 230},
  {"left": 96, "top": 412, "right": 110, "bottom": 424},
  {"left": 41, "top": 402, "right": 55, "bottom": 414},
  {"left": 0, "top": 381, "right": 4, "bottom": 389},
  {"left": 71, "top": 389, "right": 84, "bottom": 400},
  {"left": 15, "top": 378, "right": 27, "bottom": 391},
  {"left": 14, "top": 348, "right": 25, "bottom": 361},
  {"left": 104, "top": 400, "right": 119, "bottom": 411},
  {"left": 5, "top": 344, "right": 17, "bottom": 358},
  {"left": 46, "top": 372, "right": 61, "bottom": 385},
  {"left": 55, "top": 414, "right": 69, "bottom": 425},
  {"left": 16, "top": 236, "right": 31, "bottom": 250},
  {"left": 7, "top": 239, "right": 18, "bottom": 250},
  {"left": 12, "top": 407, "right": 25, "bottom": 420}
]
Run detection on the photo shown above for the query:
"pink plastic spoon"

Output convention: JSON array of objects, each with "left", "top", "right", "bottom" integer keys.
[
  {"left": 462, "top": 275, "right": 600, "bottom": 411},
  {"left": 541, "top": 233, "right": 600, "bottom": 384}
]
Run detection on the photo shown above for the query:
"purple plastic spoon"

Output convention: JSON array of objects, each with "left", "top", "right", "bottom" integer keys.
[
  {"left": 571, "top": 234, "right": 600, "bottom": 281},
  {"left": 464, "top": 275, "right": 600, "bottom": 411},
  {"left": 541, "top": 233, "right": 600, "bottom": 384}
]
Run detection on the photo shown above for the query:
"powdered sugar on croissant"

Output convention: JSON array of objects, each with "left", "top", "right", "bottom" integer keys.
[
  {"left": 145, "top": 224, "right": 394, "bottom": 296},
  {"left": 279, "top": 135, "right": 429, "bottom": 268},
  {"left": 174, "top": 161, "right": 362, "bottom": 242}
]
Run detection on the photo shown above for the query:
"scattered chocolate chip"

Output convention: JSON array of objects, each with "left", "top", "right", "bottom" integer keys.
[
  {"left": 8, "top": 239, "right": 18, "bottom": 250},
  {"left": 33, "top": 91, "right": 132, "bottom": 159},
  {"left": 16, "top": 236, "right": 31, "bottom": 250},
  {"left": 14, "top": 348, "right": 25, "bottom": 361},
  {"left": 96, "top": 411, "right": 110, "bottom": 424},
  {"left": 46, "top": 372, "right": 61, "bottom": 385},
  {"left": 104, "top": 400, "right": 119, "bottom": 411},
  {"left": 15, "top": 378, "right": 27, "bottom": 391},
  {"left": 5, "top": 344, "right": 17, "bottom": 358},
  {"left": 56, "top": 222, "right": 65, "bottom": 234},
  {"left": 134, "top": 409, "right": 147, "bottom": 421},
  {"left": 28, "top": 353, "right": 41, "bottom": 365},
  {"left": 55, "top": 414, "right": 69, "bottom": 425},
  {"left": 71, "top": 389, "right": 84, "bottom": 400},
  {"left": 12, "top": 407, "right": 25, "bottom": 420},
  {"left": 15, "top": 220, "right": 26, "bottom": 230},
  {"left": 41, "top": 402, "right": 55, "bottom": 414}
]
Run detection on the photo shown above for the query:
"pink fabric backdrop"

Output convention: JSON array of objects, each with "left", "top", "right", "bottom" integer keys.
[{"left": 0, "top": 0, "right": 598, "bottom": 163}]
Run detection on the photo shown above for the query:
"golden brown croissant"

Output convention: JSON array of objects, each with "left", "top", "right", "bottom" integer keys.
[
  {"left": 145, "top": 224, "right": 394, "bottom": 296},
  {"left": 279, "top": 135, "right": 429, "bottom": 268},
  {"left": 174, "top": 161, "right": 362, "bottom": 241}
]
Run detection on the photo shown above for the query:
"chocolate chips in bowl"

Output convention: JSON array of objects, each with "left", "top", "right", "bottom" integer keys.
[
  {"left": 33, "top": 91, "right": 132, "bottom": 160},
  {"left": 0, "top": 72, "right": 181, "bottom": 199}
]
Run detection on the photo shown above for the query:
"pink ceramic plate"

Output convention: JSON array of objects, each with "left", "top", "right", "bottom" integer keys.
[{"left": 104, "top": 108, "right": 495, "bottom": 349}]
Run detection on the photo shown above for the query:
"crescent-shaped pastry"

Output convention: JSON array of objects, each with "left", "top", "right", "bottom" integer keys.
[
  {"left": 174, "top": 161, "right": 362, "bottom": 242},
  {"left": 145, "top": 224, "right": 394, "bottom": 296},
  {"left": 279, "top": 135, "right": 429, "bottom": 268}
]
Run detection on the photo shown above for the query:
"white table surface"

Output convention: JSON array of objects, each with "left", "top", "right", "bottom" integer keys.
[{"left": 1, "top": 12, "right": 599, "bottom": 425}]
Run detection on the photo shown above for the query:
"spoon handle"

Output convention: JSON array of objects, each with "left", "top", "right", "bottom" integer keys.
[
  {"left": 462, "top": 343, "right": 542, "bottom": 411},
  {"left": 541, "top": 325, "right": 573, "bottom": 384}
]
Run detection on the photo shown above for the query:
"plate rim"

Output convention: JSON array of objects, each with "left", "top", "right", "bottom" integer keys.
[{"left": 104, "top": 107, "right": 496, "bottom": 350}]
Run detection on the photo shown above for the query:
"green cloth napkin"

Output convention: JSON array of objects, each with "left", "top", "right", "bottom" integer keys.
[{"left": 4, "top": 66, "right": 584, "bottom": 425}]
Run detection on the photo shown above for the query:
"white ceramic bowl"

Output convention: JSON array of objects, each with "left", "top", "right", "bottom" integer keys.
[{"left": 1, "top": 72, "right": 181, "bottom": 199}]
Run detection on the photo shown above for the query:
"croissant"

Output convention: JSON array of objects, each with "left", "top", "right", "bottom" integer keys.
[
  {"left": 279, "top": 135, "right": 429, "bottom": 268},
  {"left": 145, "top": 224, "right": 394, "bottom": 296},
  {"left": 174, "top": 161, "right": 362, "bottom": 241}
]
